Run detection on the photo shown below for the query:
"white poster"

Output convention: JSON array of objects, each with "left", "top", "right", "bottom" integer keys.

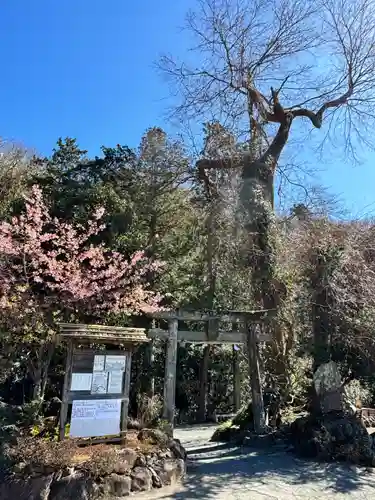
[
  {"left": 91, "top": 371, "right": 108, "bottom": 394},
  {"left": 70, "top": 373, "right": 92, "bottom": 391},
  {"left": 105, "top": 355, "right": 126, "bottom": 372},
  {"left": 70, "top": 399, "right": 121, "bottom": 438},
  {"left": 95, "top": 399, "right": 122, "bottom": 419},
  {"left": 107, "top": 371, "right": 123, "bottom": 394},
  {"left": 93, "top": 355, "right": 105, "bottom": 372},
  {"left": 71, "top": 400, "right": 97, "bottom": 420}
]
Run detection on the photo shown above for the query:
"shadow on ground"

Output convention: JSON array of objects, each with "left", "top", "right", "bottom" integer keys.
[{"left": 155, "top": 442, "right": 375, "bottom": 499}]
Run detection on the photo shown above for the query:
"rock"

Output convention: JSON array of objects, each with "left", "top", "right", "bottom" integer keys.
[
  {"left": 211, "top": 424, "right": 242, "bottom": 442},
  {"left": 0, "top": 430, "right": 188, "bottom": 498},
  {"left": 138, "top": 428, "right": 169, "bottom": 446},
  {"left": 49, "top": 473, "right": 99, "bottom": 500},
  {"left": 2, "top": 424, "right": 20, "bottom": 434},
  {"left": 168, "top": 439, "right": 187, "bottom": 460},
  {"left": 291, "top": 411, "right": 374, "bottom": 465},
  {"left": 113, "top": 448, "right": 138, "bottom": 474},
  {"left": 314, "top": 361, "right": 342, "bottom": 396},
  {"left": 127, "top": 418, "right": 142, "bottom": 430},
  {"left": 0, "top": 401, "right": 22, "bottom": 423},
  {"left": 135, "top": 454, "right": 147, "bottom": 467},
  {"left": 61, "top": 467, "right": 75, "bottom": 478},
  {"left": 146, "top": 454, "right": 158, "bottom": 467},
  {"left": 211, "top": 402, "right": 256, "bottom": 443},
  {"left": 29, "top": 463, "right": 56, "bottom": 477},
  {"left": 13, "top": 462, "right": 27, "bottom": 473},
  {"left": 156, "top": 459, "right": 186, "bottom": 486},
  {"left": 148, "top": 466, "right": 163, "bottom": 488},
  {"left": 0, "top": 474, "right": 54, "bottom": 500},
  {"left": 314, "top": 362, "right": 344, "bottom": 413},
  {"left": 32, "top": 474, "right": 55, "bottom": 500},
  {"left": 107, "top": 473, "right": 131, "bottom": 496},
  {"left": 131, "top": 466, "right": 153, "bottom": 492},
  {"left": 0, "top": 477, "right": 26, "bottom": 500}
]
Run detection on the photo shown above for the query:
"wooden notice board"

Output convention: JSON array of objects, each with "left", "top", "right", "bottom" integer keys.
[{"left": 59, "top": 347, "right": 132, "bottom": 442}]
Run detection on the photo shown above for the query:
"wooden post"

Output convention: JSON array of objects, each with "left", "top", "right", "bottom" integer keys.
[
  {"left": 247, "top": 323, "right": 266, "bottom": 434},
  {"left": 197, "top": 345, "right": 210, "bottom": 422},
  {"left": 233, "top": 345, "right": 241, "bottom": 412},
  {"left": 163, "top": 318, "right": 178, "bottom": 435},
  {"left": 121, "top": 351, "right": 132, "bottom": 435},
  {"left": 59, "top": 339, "right": 74, "bottom": 441}
]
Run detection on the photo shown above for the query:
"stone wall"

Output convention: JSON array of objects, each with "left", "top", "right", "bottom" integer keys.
[{"left": 0, "top": 430, "right": 187, "bottom": 499}]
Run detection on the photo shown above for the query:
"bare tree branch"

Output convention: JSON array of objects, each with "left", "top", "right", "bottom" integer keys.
[{"left": 158, "top": 0, "right": 375, "bottom": 166}]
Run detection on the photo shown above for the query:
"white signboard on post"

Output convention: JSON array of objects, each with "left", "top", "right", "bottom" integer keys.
[
  {"left": 105, "top": 355, "right": 126, "bottom": 372},
  {"left": 70, "top": 399, "right": 121, "bottom": 438}
]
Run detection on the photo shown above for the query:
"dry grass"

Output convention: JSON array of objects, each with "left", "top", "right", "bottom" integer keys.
[{"left": 5, "top": 431, "right": 159, "bottom": 477}]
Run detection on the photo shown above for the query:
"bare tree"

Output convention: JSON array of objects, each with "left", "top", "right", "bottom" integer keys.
[
  {"left": 0, "top": 139, "right": 37, "bottom": 216},
  {"left": 160, "top": 0, "right": 375, "bottom": 208},
  {"left": 159, "top": 0, "right": 375, "bottom": 309},
  {"left": 159, "top": 0, "right": 375, "bottom": 429},
  {"left": 288, "top": 216, "right": 375, "bottom": 369},
  {"left": 161, "top": 0, "right": 375, "bottom": 157}
]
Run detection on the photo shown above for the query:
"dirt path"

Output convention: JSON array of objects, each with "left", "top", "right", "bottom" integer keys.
[{"left": 136, "top": 424, "right": 375, "bottom": 499}]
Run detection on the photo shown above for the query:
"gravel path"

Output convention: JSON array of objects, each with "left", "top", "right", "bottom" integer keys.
[{"left": 136, "top": 424, "right": 375, "bottom": 500}]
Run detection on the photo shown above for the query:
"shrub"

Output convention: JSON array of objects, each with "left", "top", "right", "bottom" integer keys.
[
  {"left": 136, "top": 394, "right": 162, "bottom": 429},
  {"left": 6, "top": 437, "right": 124, "bottom": 478}
]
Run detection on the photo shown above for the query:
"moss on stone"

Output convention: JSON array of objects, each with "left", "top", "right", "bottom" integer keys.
[{"left": 211, "top": 403, "right": 254, "bottom": 442}]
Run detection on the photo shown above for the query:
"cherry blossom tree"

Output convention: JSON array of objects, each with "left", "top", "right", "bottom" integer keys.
[{"left": 0, "top": 185, "right": 164, "bottom": 401}]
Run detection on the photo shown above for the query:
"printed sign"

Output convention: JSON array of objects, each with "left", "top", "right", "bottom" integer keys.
[
  {"left": 107, "top": 371, "right": 123, "bottom": 394},
  {"left": 93, "top": 355, "right": 105, "bottom": 372},
  {"left": 70, "top": 373, "right": 92, "bottom": 391},
  {"left": 70, "top": 399, "right": 121, "bottom": 438},
  {"left": 91, "top": 371, "right": 108, "bottom": 394},
  {"left": 105, "top": 355, "right": 126, "bottom": 372}
]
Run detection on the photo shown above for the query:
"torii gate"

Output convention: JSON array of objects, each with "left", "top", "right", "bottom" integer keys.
[{"left": 148, "top": 308, "right": 275, "bottom": 435}]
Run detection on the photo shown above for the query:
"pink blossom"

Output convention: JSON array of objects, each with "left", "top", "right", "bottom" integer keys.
[
  {"left": 0, "top": 185, "right": 165, "bottom": 327},
  {"left": 92, "top": 207, "right": 105, "bottom": 220}
]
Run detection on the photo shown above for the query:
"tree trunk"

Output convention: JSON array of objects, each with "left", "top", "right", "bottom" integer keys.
[
  {"left": 32, "top": 374, "right": 43, "bottom": 401},
  {"left": 27, "top": 343, "right": 55, "bottom": 423},
  {"left": 32, "top": 371, "right": 48, "bottom": 403},
  {"left": 29, "top": 342, "right": 55, "bottom": 405},
  {"left": 247, "top": 324, "right": 266, "bottom": 433},
  {"left": 233, "top": 345, "right": 241, "bottom": 412},
  {"left": 197, "top": 202, "right": 216, "bottom": 421},
  {"left": 312, "top": 292, "right": 331, "bottom": 371},
  {"left": 239, "top": 158, "right": 276, "bottom": 309},
  {"left": 140, "top": 318, "right": 155, "bottom": 397},
  {"left": 196, "top": 117, "right": 293, "bottom": 431},
  {"left": 143, "top": 205, "right": 158, "bottom": 398},
  {"left": 238, "top": 157, "right": 277, "bottom": 433},
  {"left": 238, "top": 116, "right": 294, "bottom": 429},
  {"left": 197, "top": 345, "right": 210, "bottom": 422},
  {"left": 311, "top": 252, "right": 332, "bottom": 371},
  {"left": 143, "top": 341, "right": 155, "bottom": 397}
]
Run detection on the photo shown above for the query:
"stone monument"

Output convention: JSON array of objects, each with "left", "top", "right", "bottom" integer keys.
[{"left": 313, "top": 360, "right": 343, "bottom": 413}]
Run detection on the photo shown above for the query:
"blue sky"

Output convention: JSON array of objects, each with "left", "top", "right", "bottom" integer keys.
[{"left": 1, "top": 0, "right": 374, "bottom": 217}]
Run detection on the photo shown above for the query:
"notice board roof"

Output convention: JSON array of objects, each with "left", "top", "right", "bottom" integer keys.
[{"left": 58, "top": 323, "right": 149, "bottom": 344}]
